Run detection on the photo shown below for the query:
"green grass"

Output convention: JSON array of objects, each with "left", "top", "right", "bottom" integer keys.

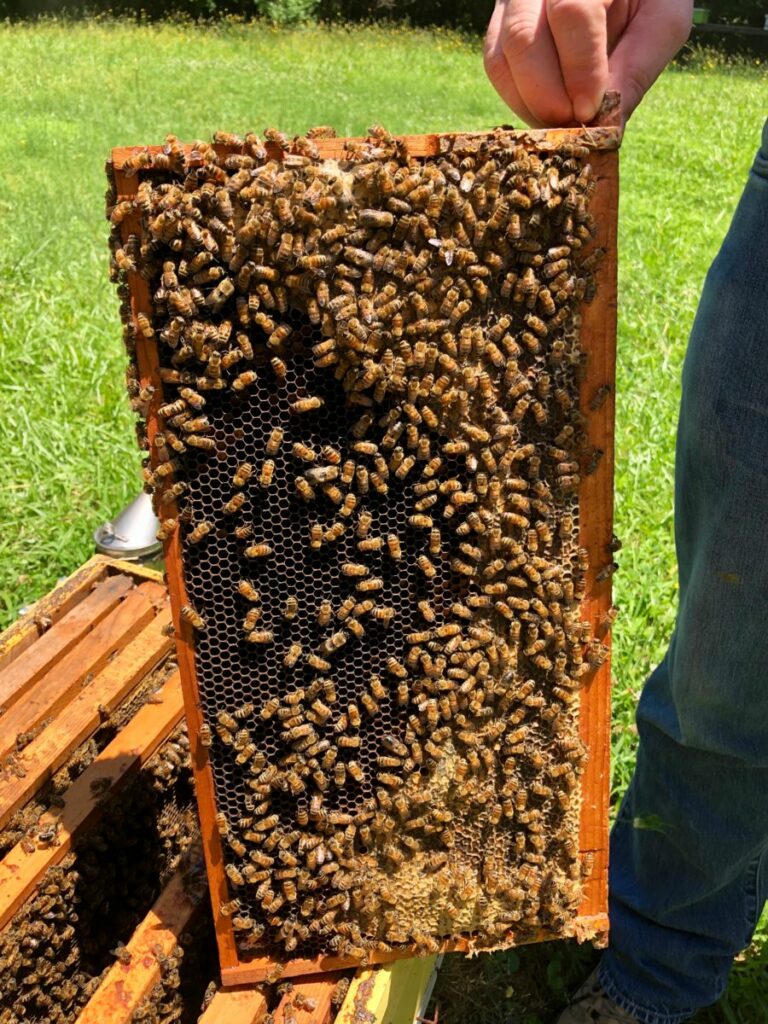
[{"left": 0, "top": 18, "right": 766, "bottom": 1023}]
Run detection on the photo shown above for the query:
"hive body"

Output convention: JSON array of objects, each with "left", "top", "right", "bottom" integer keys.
[{"left": 107, "top": 124, "right": 618, "bottom": 981}]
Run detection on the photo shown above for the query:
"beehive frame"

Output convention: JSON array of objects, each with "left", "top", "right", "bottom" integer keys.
[{"left": 108, "top": 117, "right": 619, "bottom": 985}]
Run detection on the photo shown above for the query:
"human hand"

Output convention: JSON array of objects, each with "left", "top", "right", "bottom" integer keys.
[{"left": 484, "top": 0, "right": 693, "bottom": 127}]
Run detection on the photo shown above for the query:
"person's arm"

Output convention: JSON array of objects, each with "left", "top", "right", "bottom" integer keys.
[{"left": 484, "top": 0, "right": 693, "bottom": 127}]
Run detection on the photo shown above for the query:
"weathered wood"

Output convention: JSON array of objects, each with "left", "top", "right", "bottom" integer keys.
[
  {"left": 272, "top": 974, "right": 345, "bottom": 1024},
  {"left": 0, "top": 672, "right": 183, "bottom": 931},
  {"left": 74, "top": 867, "right": 199, "bottom": 1024},
  {"left": 99, "top": 556, "right": 164, "bottom": 585},
  {"left": 0, "top": 609, "right": 173, "bottom": 829},
  {"left": 0, "top": 559, "right": 110, "bottom": 673},
  {"left": 0, "top": 573, "right": 135, "bottom": 714},
  {"left": 198, "top": 986, "right": 268, "bottom": 1024},
  {"left": 0, "top": 581, "right": 165, "bottom": 761}
]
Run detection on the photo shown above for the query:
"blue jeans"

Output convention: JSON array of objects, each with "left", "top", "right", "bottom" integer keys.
[{"left": 599, "top": 118, "right": 768, "bottom": 1024}]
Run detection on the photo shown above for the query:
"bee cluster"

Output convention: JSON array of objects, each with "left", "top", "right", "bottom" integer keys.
[
  {"left": 0, "top": 685, "right": 202, "bottom": 1023},
  {"left": 108, "top": 125, "right": 608, "bottom": 961}
]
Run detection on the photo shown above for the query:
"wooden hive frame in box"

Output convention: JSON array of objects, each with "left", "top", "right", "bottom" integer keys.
[
  {"left": 108, "top": 113, "right": 620, "bottom": 986},
  {"left": 0, "top": 557, "right": 440, "bottom": 1024}
]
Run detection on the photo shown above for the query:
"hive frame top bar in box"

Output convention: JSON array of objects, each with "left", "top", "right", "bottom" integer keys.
[{"left": 107, "top": 116, "right": 619, "bottom": 986}]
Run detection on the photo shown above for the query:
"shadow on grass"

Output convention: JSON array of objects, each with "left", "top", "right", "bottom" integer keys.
[
  {"left": 429, "top": 940, "right": 597, "bottom": 1024},
  {"left": 430, "top": 924, "right": 768, "bottom": 1024}
]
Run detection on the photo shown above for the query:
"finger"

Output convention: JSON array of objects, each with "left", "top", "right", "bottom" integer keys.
[
  {"left": 606, "top": 0, "right": 632, "bottom": 53},
  {"left": 607, "top": 0, "right": 693, "bottom": 120},
  {"left": 488, "top": 0, "right": 575, "bottom": 126},
  {"left": 484, "top": 3, "right": 547, "bottom": 127},
  {"left": 546, "top": 0, "right": 610, "bottom": 123}
]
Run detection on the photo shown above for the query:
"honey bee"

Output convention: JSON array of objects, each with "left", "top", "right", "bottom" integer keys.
[
  {"left": 341, "top": 562, "right": 368, "bottom": 578},
  {"left": 180, "top": 604, "right": 205, "bottom": 630},
  {"left": 416, "top": 555, "right": 437, "bottom": 578},
  {"left": 370, "top": 606, "right": 394, "bottom": 626},
  {"left": 158, "top": 399, "right": 186, "bottom": 420},
  {"left": 259, "top": 697, "right": 280, "bottom": 722},
  {"left": 160, "top": 480, "right": 188, "bottom": 505},
  {"left": 155, "top": 518, "right": 177, "bottom": 541},
  {"left": 291, "top": 442, "right": 317, "bottom": 465},
  {"left": 358, "top": 536, "right": 383, "bottom": 553},
  {"left": 257, "top": 425, "right": 283, "bottom": 457},
  {"left": 232, "top": 370, "right": 257, "bottom": 392},
  {"left": 290, "top": 396, "right": 324, "bottom": 414},
  {"left": 243, "top": 607, "right": 262, "bottom": 633},
  {"left": 596, "top": 561, "right": 618, "bottom": 582},
  {"left": 225, "top": 863, "right": 245, "bottom": 887},
  {"left": 233, "top": 462, "right": 254, "bottom": 488},
  {"left": 295, "top": 476, "right": 316, "bottom": 502},
  {"left": 199, "top": 723, "right": 213, "bottom": 747},
  {"left": 598, "top": 605, "right": 619, "bottom": 637},
  {"left": 316, "top": 601, "right": 332, "bottom": 626},
  {"left": 307, "top": 653, "right": 331, "bottom": 671},
  {"left": 356, "top": 576, "right": 383, "bottom": 592},
  {"left": 223, "top": 492, "right": 245, "bottom": 515},
  {"left": 258, "top": 459, "right": 275, "bottom": 488},
  {"left": 244, "top": 543, "right": 272, "bottom": 558},
  {"left": 359, "top": 208, "right": 394, "bottom": 229}
]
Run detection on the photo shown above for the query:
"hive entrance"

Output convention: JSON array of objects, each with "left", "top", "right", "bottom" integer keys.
[{"left": 107, "top": 123, "right": 618, "bottom": 979}]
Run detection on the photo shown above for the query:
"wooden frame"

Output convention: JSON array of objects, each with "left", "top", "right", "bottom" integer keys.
[{"left": 109, "top": 123, "right": 619, "bottom": 985}]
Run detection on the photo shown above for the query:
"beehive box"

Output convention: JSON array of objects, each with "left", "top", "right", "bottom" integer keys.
[
  {"left": 106, "top": 113, "right": 619, "bottom": 985},
  {"left": 0, "top": 557, "right": 203, "bottom": 1023},
  {"left": 0, "top": 559, "right": 437, "bottom": 1024}
]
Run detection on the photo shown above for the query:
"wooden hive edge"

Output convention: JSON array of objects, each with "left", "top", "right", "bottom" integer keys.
[
  {"left": 73, "top": 862, "right": 201, "bottom": 1024},
  {"left": 0, "top": 555, "right": 164, "bottom": 674},
  {"left": 109, "top": 123, "right": 622, "bottom": 176},
  {"left": 271, "top": 972, "right": 348, "bottom": 1024},
  {"left": 575, "top": 147, "right": 619, "bottom": 923},
  {"left": 0, "top": 607, "right": 174, "bottom": 829},
  {"left": 197, "top": 984, "right": 269, "bottom": 1024},
  {"left": 0, "top": 580, "right": 167, "bottom": 761},
  {"left": 0, "top": 671, "right": 184, "bottom": 931},
  {"left": 221, "top": 910, "right": 608, "bottom": 985}
]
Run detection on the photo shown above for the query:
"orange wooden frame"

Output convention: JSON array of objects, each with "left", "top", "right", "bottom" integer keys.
[{"left": 109, "top": 124, "right": 619, "bottom": 985}]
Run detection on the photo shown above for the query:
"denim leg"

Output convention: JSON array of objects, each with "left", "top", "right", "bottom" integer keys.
[{"left": 599, "top": 119, "right": 768, "bottom": 1024}]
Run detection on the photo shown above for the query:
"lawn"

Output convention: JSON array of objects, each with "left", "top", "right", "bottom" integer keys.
[{"left": 0, "top": 18, "right": 766, "bottom": 1023}]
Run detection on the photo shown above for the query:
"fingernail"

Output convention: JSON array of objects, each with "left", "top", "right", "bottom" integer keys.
[{"left": 573, "top": 93, "right": 601, "bottom": 124}]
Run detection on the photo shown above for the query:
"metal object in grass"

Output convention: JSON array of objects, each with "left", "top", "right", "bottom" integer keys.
[{"left": 94, "top": 491, "right": 162, "bottom": 568}]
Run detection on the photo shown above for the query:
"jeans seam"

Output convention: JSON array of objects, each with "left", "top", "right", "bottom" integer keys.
[{"left": 598, "top": 959, "right": 700, "bottom": 1024}]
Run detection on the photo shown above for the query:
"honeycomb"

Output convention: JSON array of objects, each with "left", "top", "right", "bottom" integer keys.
[{"left": 107, "top": 125, "right": 609, "bottom": 963}]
